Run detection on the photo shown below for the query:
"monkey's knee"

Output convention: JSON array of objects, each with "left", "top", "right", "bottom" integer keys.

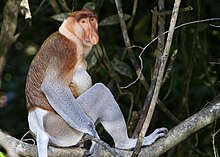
[
  {"left": 93, "top": 83, "right": 107, "bottom": 90},
  {"left": 93, "top": 83, "right": 113, "bottom": 96}
]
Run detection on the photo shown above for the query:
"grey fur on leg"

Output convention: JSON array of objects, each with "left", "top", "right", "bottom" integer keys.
[{"left": 77, "top": 83, "right": 168, "bottom": 151}]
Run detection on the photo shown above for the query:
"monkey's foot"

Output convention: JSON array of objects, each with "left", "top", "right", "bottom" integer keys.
[
  {"left": 83, "top": 143, "right": 101, "bottom": 157},
  {"left": 143, "top": 127, "right": 168, "bottom": 146}
]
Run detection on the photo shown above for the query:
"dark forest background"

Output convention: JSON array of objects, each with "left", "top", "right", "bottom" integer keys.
[{"left": 0, "top": 0, "right": 220, "bottom": 156}]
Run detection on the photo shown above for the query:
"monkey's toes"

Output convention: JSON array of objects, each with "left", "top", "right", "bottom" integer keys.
[{"left": 155, "top": 127, "right": 168, "bottom": 137}]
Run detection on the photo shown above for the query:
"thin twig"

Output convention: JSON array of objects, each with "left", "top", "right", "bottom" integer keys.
[
  {"left": 210, "top": 24, "right": 220, "bottom": 28},
  {"left": 127, "top": 0, "right": 139, "bottom": 29},
  {"left": 20, "top": 130, "right": 36, "bottom": 145},
  {"left": 33, "top": 0, "right": 46, "bottom": 15},
  {"left": 162, "top": 49, "right": 178, "bottom": 83},
  {"left": 57, "top": 0, "right": 71, "bottom": 12},
  {"left": 210, "top": 61, "right": 220, "bottom": 65},
  {"left": 153, "top": 6, "right": 193, "bottom": 16},
  {"left": 157, "top": 0, "right": 166, "bottom": 52},
  {"left": 187, "top": 140, "right": 211, "bottom": 157},
  {"left": 151, "top": 6, "right": 158, "bottom": 44},
  {"left": 123, "top": 17, "right": 220, "bottom": 89},
  {"left": 114, "top": 0, "right": 131, "bottom": 47},
  {"left": 131, "top": 0, "right": 182, "bottom": 156},
  {"left": 114, "top": 0, "right": 149, "bottom": 90},
  {"left": 212, "top": 120, "right": 220, "bottom": 157}
]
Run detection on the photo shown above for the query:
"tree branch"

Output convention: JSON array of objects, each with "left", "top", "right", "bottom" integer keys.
[
  {"left": 1, "top": 102, "right": 219, "bottom": 157},
  {"left": 0, "top": 129, "right": 19, "bottom": 157},
  {"left": 0, "top": 0, "right": 21, "bottom": 87},
  {"left": 132, "top": 0, "right": 182, "bottom": 156},
  {"left": 114, "top": 0, "right": 149, "bottom": 90}
]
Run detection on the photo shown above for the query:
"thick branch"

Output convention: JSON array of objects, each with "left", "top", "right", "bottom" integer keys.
[
  {"left": 2, "top": 102, "right": 219, "bottom": 157},
  {"left": 0, "top": 129, "right": 19, "bottom": 157}
]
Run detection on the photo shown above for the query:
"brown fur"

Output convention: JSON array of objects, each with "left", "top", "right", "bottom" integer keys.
[
  {"left": 69, "top": 10, "right": 98, "bottom": 21},
  {"left": 25, "top": 32, "right": 77, "bottom": 111},
  {"left": 69, "top": 83, "right": 82, "bottom": 98}
]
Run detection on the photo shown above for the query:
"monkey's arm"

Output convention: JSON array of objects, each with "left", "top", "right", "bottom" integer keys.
[{"left": 40, "top": 63, "right": 97, "bottom": 137}]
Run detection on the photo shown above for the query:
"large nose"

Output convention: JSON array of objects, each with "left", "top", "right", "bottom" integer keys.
[
  {"left": 89, "top": 28, "right": 99, "bottom": 45},
  {"left": 85, "top": 22, "right": 99, "bottom": 45}
]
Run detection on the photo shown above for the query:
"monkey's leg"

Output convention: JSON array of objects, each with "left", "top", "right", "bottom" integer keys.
[
  {"left": 77, "top": 83, "right": 168, "bottom": 150},
  {"left": 36, "top": 130, "right": 49, "bottom": 157},
  {"left": 77, "top": 83, "right": 136, "bottom": 149}
]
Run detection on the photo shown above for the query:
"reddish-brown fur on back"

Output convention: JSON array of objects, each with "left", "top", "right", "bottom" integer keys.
[{"left": 25, "top": 32, "right": 77, "bottom": 111}]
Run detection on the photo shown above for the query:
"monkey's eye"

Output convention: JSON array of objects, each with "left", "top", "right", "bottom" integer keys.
[
  {"left": 90, "top": 18, "right": 95, "bottom": 22},
  {"left": 80, "top": 19, "right": 86, "bottom": 24}
]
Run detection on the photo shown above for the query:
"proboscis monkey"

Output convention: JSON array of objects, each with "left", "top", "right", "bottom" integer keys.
[{"left": 25, "top": 10, "right": 168, "bottom": 157}]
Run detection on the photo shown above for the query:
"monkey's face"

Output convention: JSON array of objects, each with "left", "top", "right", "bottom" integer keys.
[
  {"left": 78, "top": 17, "right": 99, "bottom": 46},
  {"left": 66, "top": 11, "right": 99, "bottom": 47}
]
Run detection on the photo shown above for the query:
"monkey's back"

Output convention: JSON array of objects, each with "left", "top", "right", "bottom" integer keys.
[{"left": 25, "top": 32, "right": 77, "bottom": 111}]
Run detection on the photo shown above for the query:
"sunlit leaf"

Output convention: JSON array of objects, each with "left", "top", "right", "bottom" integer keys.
[
  {"left": 99, "top": 14, "right": 131, "bottom": 26},
  {"left": 83, "top": 2, "right": 96, "bottom": 10},
  {"left": 111, "top": 58, "right": 133, "bottom": 78},
  {"left": 0, "top": 152, "right": 6, "bottom": 157},
  {"left": 51, "top": 13, "right": 69, "bottom": 22}
]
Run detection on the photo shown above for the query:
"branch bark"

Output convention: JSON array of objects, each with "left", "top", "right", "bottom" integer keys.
[
  {"left": 1, "top": 102, "right": 219, "bottom": 157},
  {"left": 0, "top": 0, "right": 21, "bottom": 87},
  {"left": 0, "top": 129, "right": 19, "bottom": 157}
]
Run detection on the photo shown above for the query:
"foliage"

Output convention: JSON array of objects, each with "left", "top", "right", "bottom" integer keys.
[
  {"left": 0, "top": 151, "right": 6, "bottom": 157},
  {"left": 0, "top": 0, "right": 220, "bottom": 156},
  {"left": 0, "top": 152, "right": 5, "bottom": 157}
]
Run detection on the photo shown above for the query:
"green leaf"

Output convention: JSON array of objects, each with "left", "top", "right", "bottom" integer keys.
[
  {"left": 0, "top": 152, "right": 6, "bottom": 157},
  {"left": 133, "top": 14, "right": 150, "bottom": 42},
  {"left": 51, "top": 13, "right": 69, "bottom": 22},
  {"left": 87, "top": 50, "right": 98, "bottom": 70},
  {"left": 111, "top": 58, "right": 133, "bottom": 78},
  {"left": 82, "top": 2, "right": 96, "bottom": 10},
  {"left": 99, "top": 14, "right": 131, "bottom": 26}
]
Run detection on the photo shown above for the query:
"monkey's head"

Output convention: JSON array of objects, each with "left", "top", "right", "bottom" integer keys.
[{"left": 64, "top": 10, "right": 99, "bottom": 47}]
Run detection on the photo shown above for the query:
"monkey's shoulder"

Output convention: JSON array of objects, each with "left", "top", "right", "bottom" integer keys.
[
  {"left": 40, "top": 32, "right": 77, "bottom": 53},
  {"left": 36, "top": 32, "right": 77, "bottom": 63}
]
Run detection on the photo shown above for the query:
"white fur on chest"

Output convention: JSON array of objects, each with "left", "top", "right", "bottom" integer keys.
[
  {"left": 71, "top": 66, "right": 92, "bottom": 94},
  {"left": 59, "top": 22, "right": 92, "bottom": 94}
]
